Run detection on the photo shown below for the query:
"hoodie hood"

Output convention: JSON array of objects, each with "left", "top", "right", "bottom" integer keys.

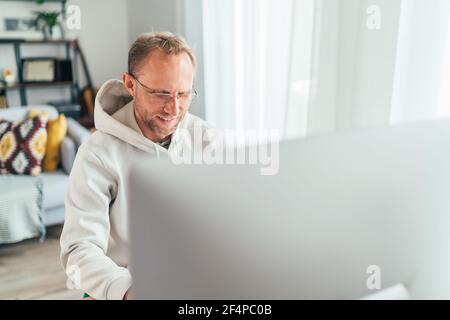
[{"left": 94, "top": 79, "right": 190, "bottom": 155}]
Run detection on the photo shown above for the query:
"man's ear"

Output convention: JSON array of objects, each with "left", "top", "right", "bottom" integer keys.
[{"left": 122, "top": 72, "right": 135, "bottom": 97}]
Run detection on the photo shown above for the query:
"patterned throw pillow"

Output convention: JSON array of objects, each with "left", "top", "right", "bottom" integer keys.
[
  {"left": 28, "top": 109, "right": 68, "bottom": 172},
  {"left": 0, "top": 116, "right": 48, "bottom": 176}
]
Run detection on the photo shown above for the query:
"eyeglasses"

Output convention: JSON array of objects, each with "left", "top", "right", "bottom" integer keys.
[{"left": 130, "top": 74, "right": 197, "bottom": 106}]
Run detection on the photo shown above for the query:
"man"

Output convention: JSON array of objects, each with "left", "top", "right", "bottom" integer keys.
[{"left": 60, "top": 32, "right": 211, "bottom": 300}]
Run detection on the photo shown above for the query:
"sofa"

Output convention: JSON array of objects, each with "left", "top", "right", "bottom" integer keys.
[{"left": 0, "top": 105, "right": 91, "bottom": 226}]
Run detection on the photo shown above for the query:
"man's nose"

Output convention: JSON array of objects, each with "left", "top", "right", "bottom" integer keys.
[{"left": 163, "top": 96, "right": 180, "bottom": 116}]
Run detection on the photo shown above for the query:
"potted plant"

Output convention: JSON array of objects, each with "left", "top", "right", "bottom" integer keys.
[
  {"left": 35, "top": 11, "right": 64, "bottom": 39},
  {"left": 34, "top": 0, "right": 65, "bottom": 40}
]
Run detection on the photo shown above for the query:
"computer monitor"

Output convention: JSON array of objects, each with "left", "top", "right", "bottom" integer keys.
[{"left": 127, "top": 119, "right": 450, "bottom": 299}]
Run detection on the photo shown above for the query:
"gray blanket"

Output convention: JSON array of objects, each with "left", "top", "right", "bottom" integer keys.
[{"left": 0, "top": 175, "right": 46, "bottom": 244}]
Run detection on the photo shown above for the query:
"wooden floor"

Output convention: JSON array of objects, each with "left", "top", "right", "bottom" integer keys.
[{"left": 0, "top": 225, "right": 83, "bottom": 300}]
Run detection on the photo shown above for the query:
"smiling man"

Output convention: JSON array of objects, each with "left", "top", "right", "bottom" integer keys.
[{"left": 60, "top": 32, "right": 211, "bottom": 300}]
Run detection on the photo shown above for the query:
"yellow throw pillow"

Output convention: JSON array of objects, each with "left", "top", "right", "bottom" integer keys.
[
  {"left": 28, "top": 108, "right": 48, "bottom": 123},
  {"left": 43, "top": 114, "right": 67, "bottom": 171},
  {"left": 28, "top": 109, "right": 68, "bottom": 172}
]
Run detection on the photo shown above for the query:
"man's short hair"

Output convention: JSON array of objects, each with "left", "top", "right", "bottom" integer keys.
[{"left": 128, "top": 31, "right": 197, "bottom": 76}]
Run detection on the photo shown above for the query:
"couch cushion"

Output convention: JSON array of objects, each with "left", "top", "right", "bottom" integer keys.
[
  {"left": 60, "top": 136, "right": 76, "bottom": 174},
  {"left": 0, "top": 105, "right": 58, "bottom": 122},
  {"left": 40, "top": 170, "right": 68, "bottom": 210}
]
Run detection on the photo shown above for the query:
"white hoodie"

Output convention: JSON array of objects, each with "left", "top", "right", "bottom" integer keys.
[{"left": 60, "top": 79, "right": 212, "bottom": 300}]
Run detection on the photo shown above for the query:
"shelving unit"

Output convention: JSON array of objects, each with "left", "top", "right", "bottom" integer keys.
[
  {"left": 0, "top": 0, "right": 78, "bottom": 111},
  {"left": 0, "top": 38, "right": 80, "bottom": 107}
]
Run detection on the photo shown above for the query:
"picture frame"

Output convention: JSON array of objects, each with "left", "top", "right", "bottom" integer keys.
[{"left": 22, "top": 58, "right": 56, "bottom": 82}]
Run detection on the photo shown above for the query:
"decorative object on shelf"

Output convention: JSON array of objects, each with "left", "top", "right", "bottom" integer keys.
[
  {"left": 54, "top": 59, "right": 73, "bottom": 82},
  {"left": 2, "top": 68, "right": 16, "bottom": 86},
  {"left": 4, "top": 18, "right": 37, "bottom": 32},
  {"left": 22, "top": 58, "right": 56, "bottom": 82}
]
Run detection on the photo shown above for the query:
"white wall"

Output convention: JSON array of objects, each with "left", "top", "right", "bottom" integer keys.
[{"left": 127, "top": 0, "right": 180, "bottom": 42}]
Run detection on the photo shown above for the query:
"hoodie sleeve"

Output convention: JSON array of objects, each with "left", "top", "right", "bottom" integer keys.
[{"left": 60, "top": 142, "right": 132, "bottom": 300}]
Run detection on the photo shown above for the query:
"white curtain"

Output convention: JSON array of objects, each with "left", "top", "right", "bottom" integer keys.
[
  {"left": 201, "top": 0, "right": 450, "bottom": 140},
  {"left": 390, "top": 0, "right": 450, "bottom": 124},
  {"left": 310, "top": 0, "right": 450, "bottom": 134},
  {"left": 202, "top": 0, "right": 316, "bottom": 140}
]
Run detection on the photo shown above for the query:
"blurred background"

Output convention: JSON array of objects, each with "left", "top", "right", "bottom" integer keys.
[{"left": 1, "top": 0, "right": 449, "bottom": 135}]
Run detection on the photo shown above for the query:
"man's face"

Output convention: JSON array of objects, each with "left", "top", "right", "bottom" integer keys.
[{"left": 123, "top": 50, "right": 195, "bottom": 143}]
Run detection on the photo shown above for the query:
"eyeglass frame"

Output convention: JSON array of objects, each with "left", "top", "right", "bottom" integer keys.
[{"left": 128, "top": 73, "right": 198, "bottom": 106}]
